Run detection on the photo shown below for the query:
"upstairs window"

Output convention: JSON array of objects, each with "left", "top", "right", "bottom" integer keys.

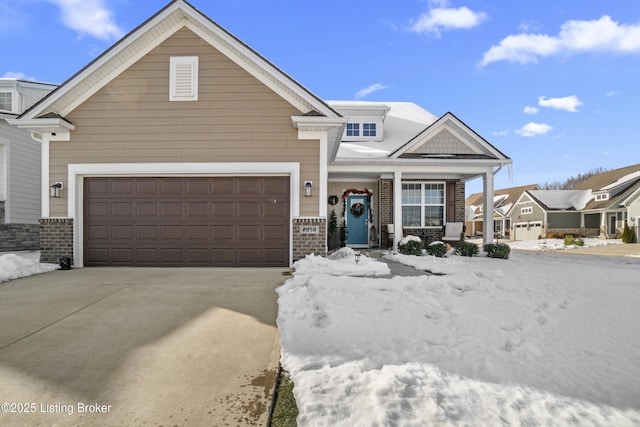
[
  {"left": 363, "top": 123, "right": 376, "bottom": 137},
  {"left": 346, "top": 123, "right": 360, "bottom": 137},
  {"left": 521, "top": 207, "right": 533, "bottom": 215},
  {"left": 170, "top": 56, "right": 199, "bottom": 101},
  {"left": 595, "top": 193, "right": 609, "bottom": 201},
  {"left": 0, "top": 92, "right": 12, "bottom": 112}
]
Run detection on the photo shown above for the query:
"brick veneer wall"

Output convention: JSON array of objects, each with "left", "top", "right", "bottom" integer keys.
[
  {"left": 379, "top": 179, "right": 393, "bottom": 248},
  {"left": 0, "top": 224, "right": 40, "bottom": 252},
  {"left": 0, "top": 201, "right": 5, "bottom": 223},
  {"left": 454, "top": 181, "right": 465, "bottom": 222},
  {"left": 40, "top": 218, "right": 73, "bottom": 264},
  {"left": 292, "top": 217, "right": 326, "bottom": 261}
]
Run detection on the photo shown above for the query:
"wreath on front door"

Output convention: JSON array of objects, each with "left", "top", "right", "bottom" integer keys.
[{"left": 350, "top": 202, "right": 365, "bottom": 218}]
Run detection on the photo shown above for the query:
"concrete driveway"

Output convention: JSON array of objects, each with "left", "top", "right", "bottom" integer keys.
[{"left": 0, "top": 267, "right": 286, "bottom": 426}]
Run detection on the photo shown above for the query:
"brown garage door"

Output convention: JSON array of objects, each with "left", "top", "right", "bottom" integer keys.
[{"left": 84, "top": 176, "right": 290, "bottom": 267}]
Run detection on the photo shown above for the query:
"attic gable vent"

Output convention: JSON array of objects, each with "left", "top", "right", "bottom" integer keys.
[{"left": 170, "top": 56, "right": 198, "bottom": 101}]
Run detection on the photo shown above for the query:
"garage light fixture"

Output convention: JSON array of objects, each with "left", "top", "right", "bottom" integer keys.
[{"left": 50, "top": 182, "right": 63, "bottom": 198}]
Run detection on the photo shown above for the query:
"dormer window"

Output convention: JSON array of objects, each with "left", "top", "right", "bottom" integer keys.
[
  {"left": 363, "top": 123, "right": 376, "bottom": 137},
  {"left": 0, "top": 92, "right": 13, "bottom": 112},
  {"left": 595, "top": 193, "right": 609, "bottom": 201},
  {"left": 346, "top": 123, "right": 360, "bottom": 137}
]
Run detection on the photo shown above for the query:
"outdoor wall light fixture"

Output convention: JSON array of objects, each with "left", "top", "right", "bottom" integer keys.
[
  {"left": 50, "top": 182, "right": 63, "bottom": 198},
  {"left": 304, "top": 181, "right": 313, "bottom": 197}
]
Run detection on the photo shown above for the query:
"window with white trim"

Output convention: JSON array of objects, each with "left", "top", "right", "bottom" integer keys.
[
  {"left": 521, "top": 207, "right": 533, "bottom": 215},
  {"left": 0, "top": 92, "right": 13, "bottom": 112},
  {"left": 363, "top": 123, "right": 376, "bottom": 137},
  {"left": 170, "top": 56, "right": 198, "bottom": 101},
  {"left": 402, "top": 182, "right": 445, "bottom": 227},
  {"left": 595, "top": 193, "right": 609, "bottom": 201},
  {"left": 346, "top": 123, "right": 360, "bottom": 137}
]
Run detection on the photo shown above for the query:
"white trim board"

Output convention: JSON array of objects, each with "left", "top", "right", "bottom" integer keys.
[{"left": 66, "top": 162, "right": 300, "bottom": 267}]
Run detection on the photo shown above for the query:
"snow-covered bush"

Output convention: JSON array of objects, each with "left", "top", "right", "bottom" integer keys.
[
  {"left": 455, "top": 241, "right": 479, "bottom": 257},
  {"left": 398, "top": 235, "right": 424, "bottom": 256},
  {"left": 484, "top": 243, "right": 511, "bottom": 259},
  {"left": 564, "top": 235, "right": 584, "bottom": 246},
  {"left": 426, "top": 242, "right": 447, "bottom": 258}
]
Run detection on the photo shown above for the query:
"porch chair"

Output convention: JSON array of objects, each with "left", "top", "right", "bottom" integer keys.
[{"left": 441, "top": 222, "right": 466, "bottom": 245}]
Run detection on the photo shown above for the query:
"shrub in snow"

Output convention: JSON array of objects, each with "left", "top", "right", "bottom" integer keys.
[
  {"left": 484, "top": 243, "right": 511, "bottom": 259},
  {"left": 622, "top": 221, "right": 635, "bottom": 243},
  {"left": 425, "top": 242, "right": 447, "bottom": 258},
  {"left": 564, "top": 235, "right": 584, "bottom": 247},
  {"left": 455, "top": 241, "right": 479, "bottom": 257},
  {"left": 398, "top": 236, "right": 424, "bottom": 256}
]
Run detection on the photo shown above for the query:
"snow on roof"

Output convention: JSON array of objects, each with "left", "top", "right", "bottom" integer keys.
[
  {"left": 529, "top": 190, "right": 592, "bottom": 210},
  {"left": 328, "top": 101, "right": 438, "bottom": 159},
  {"left": 600, "top": 171, "right": 640, "bottom": 191}
]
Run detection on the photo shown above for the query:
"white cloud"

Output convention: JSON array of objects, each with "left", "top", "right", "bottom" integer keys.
[
  {"left": 411, "top": 5, "right": 486, "bottom": 36},
  {"left": 493, "top": 130, "right": 509, "bottom": 137},
  {"left": 607, "top": 90, "right": 619, "bottom": 96},
  {"left": 49, "top": 0, "right": 124, "bottom": 41},
  {"left": 480, "top": 15, "right": 640, "bottom": 66},
  {"left": 516, "top": 122, "right": 552, "bottom": 137},
  {"left": 2, "top": 71, "right": 29, "bottom": 79},
  {"left": 523, "top": 106, "right": 539, "bottom": 114},
  {"left": 538, "top": 95, "right": 583, "bottom": 112},
  {"left": 354, "top": 83, "right": 389, "bottom": 99}
]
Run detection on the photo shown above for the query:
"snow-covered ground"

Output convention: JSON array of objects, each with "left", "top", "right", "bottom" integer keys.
[
  {"left": 0, "top": 251, "right": 58, "bottom": 284},
  {"left": 277, "top": 247, "right": 640, "bottom": 426}
]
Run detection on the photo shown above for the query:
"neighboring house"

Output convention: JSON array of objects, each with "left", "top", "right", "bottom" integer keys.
[
  {"left": 0, "top": 78, "right": 57, "bottom": 251},
  {"left": 8, "top": 0, "right": 511, "bottom": 267},
  {"left": 509, "top": 190, "right": 594, "bottom": 240},
  {"left": 465, "top": 184, "right": 539, "bottom": 239},
  {"left": 575, "top": 163, "right": 640, "bottom": 238}
]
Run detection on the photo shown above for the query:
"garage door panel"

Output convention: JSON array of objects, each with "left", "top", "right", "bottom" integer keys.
[
  {"left": 135, "top": 179, "right": 158, "bottom": 195},
  {"left": 211, "top": 225, "right": 234, "bottom": 240},
  {"left": 237, "top": 201, "right": 261, "bottom": 217},
  {"left": 136, "top": 225, "right": 158, "bottom": 239},
  {"left": 88, "top": 202, "right": 109, "bottom": 216},
  {"left": 112, "top": 225, "right": 133, "bottom": 239},
  {"left": 237, "top": 225, "right": 260, "bottom": 240},
  {"left": 136, "top": 202, "right": 158, "bottom": 217},
  {"left": 87, "top": 225, "right": 108, "bottom": 239},
  {"left": 84, "top": 177, "right": 289, "bottom": 267},
  {"left": 111, "top": 202, "right": 132, "bottom": 217},
  {"left": 264, "top": 224, "right": 288, "bottom": 240},
  {"left": 186, "top": 202, "right": 208, "bottom": 217},
  {"left": 186, "top": 225, "right": 208, "bottom": 240},
  {"left": 160, "top": 202, "right": 183, "bottom": 217},
  {"left": 111, "top": 180, "right": 133, "bottom": 195},
  {"left": 212, "top": 202, "right": 234, "bottom": 218}
]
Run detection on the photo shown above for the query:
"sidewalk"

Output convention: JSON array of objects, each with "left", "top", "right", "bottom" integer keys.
[{"left": 559, "top": 243, "right": 640, "bottom": 257}]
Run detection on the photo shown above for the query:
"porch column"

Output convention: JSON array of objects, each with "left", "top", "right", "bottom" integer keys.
[
  {"left": 482, "top": 171, "right": 494, "bottom": 245},
  {"left": 393, "top": 171, "right": 403, "bottom": 250}
]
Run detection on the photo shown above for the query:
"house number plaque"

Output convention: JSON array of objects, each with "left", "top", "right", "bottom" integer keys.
[{"left": 300, "top": 226, "right": 319, "bottom": 234}]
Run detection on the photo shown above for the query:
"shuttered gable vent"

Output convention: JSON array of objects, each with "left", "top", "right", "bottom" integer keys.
[{"left": 170, "top": 56, "right": 198, "bottom": 101}]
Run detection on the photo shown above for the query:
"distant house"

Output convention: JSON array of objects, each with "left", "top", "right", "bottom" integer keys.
[
  {"left": 8, "top": 0, "right": 511, "bottom": 267},
  {"left": 0, "top": 78, "right": 57, "bottom": 250},
  {"left": 575, "top": 164, "right": 640, "bottom": 238},
  {"left": 465, "top": 184, "right": 539, "bottom": 239},
  {"left": 509, "top": 189, "right": 594, "bottom": 240}
]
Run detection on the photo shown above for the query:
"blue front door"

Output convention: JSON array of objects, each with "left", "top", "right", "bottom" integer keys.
[{"left": 347, "top": 195, "right": 368, "bottom": 245}]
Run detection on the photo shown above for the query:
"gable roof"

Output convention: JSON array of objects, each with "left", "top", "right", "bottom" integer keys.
[
  {"left": 575, "top": 164, "right": 640, "bottom": 210},
  {"left": 19, "top": 0, "right": 340, "bottom": 122},
  {"left": 391, "top": 112, "right": 510, "bottom": 161},
  {"left": 466, "top": 184, "right": 540, "bottom": 218},
  {"left": 527, "top": 190, "right": 593, "bottom": 211}
]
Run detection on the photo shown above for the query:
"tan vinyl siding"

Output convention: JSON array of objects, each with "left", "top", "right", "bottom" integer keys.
[{"left": 49, "top": 27, "right": 320, "bottom": 217}]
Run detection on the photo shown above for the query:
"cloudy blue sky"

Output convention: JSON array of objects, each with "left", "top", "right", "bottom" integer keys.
[{"left": 2, "top": 0, "right": 639, "bottom": 194}]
